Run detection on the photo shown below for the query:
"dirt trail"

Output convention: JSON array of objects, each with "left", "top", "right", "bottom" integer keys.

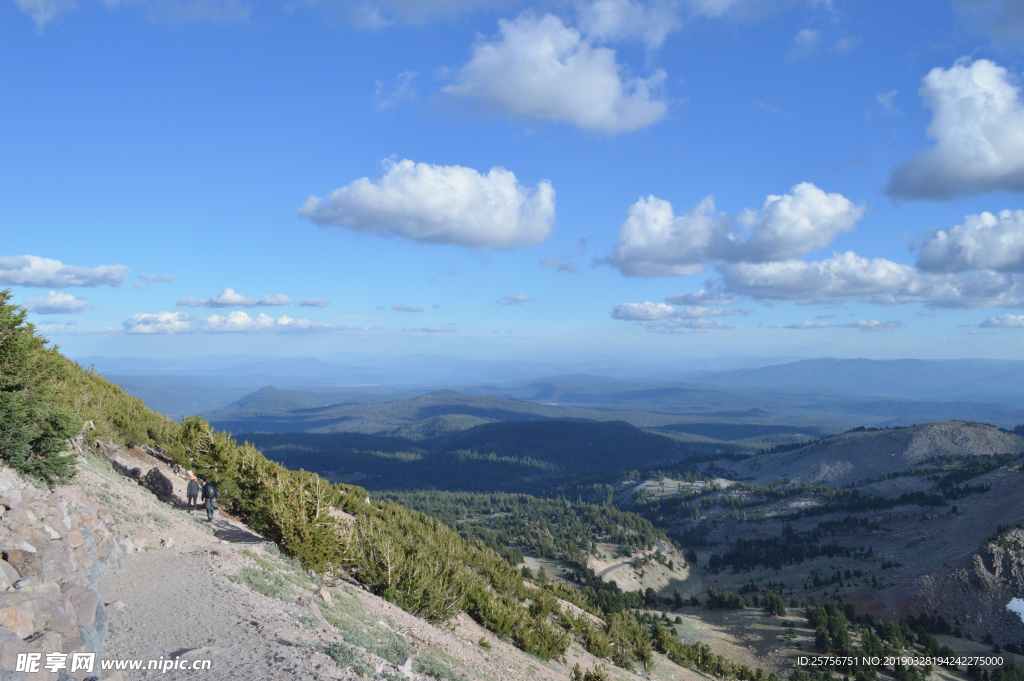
[{"left": 82, "top": 446, "right": 707, "bottom": 681}]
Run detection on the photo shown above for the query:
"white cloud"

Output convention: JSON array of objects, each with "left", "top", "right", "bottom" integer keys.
[
  {"left": 714, "top": 251, "right": 1024, "bottom": 308},
  {"left": 876, "top": 89, "right": 901, "bottom": 117},
  {"left": 393, "top": 304, "right": 424, "bottom": 312},
  {"left": 917, "top": 209, "right": 1024, "bottom": 272},
  {"left": 718, "top": 252, "right": 919, "bottom": 302},
  {"left": 498, "top": 294, "right": 535, "bottom": 305},
  {"left": 175, "top": 288, "right": 291, "bottom": 308},
  {"left": 403, "top": 325, "right": 457, "bottom": 332},
  {"left": 981, "top": 314, "right": 1024, "bottom": 328},
  {"left": 123, "top": 311, "right": 194, "bottom": 334},
  {"left": 258, "top": 294, "right": 291, "bottom": 306},
  {"left": 578, "top": 0, "right": 681, "bottom": 48},
  {"left": 611, "top": 301, "right": 749, "bottom": 324},
  {"left": 917, "top": 310, "right": 935, "bottom": 317},
  {"left": 23, "top": 291, "right": 89, "bottom": 315},
  {"left": 443, "top": 12, "right": 667, "bottom": 134},
  {"left": 639, "top": 318, "right": 735, "bottom": 333},
  {"left": 374, "top": 71, "right": 418, "bottom": 111},
  {"left": 13, "top": 0, "right": 76, "bottom": 28},
  {"left": 300, "top": 158, "right": 554, "bottom": 249},
  {"left": 0, "top": 256, "right": 129, "bottom": 288},
  {"left": 206, "top": 288, "right": 257, "bottom": 307},
  {"left": 887, "top": 58, "right": 1024, "bottom": 199},
  {"left": 124, "top": 310, "right": 341, "bottom": 334},
  {"left": 611, "top": 301, "right": 677, "bottom": 320},
  {"left": 607, "top": 183, "right": 863, "bottom": 277},
  {"left": 664, "top": 289, "right": 740, "bottom": 306},
  {"left": 197, "top": 311, "right": 331, "bottom": 333},
  {"left": 299, "top": 298, "right": 331, "bottom": 307}
]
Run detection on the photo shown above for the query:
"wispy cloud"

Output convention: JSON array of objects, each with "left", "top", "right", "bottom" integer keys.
[{"left": 498, "top": 294, "right": 535, "bottom": 305}]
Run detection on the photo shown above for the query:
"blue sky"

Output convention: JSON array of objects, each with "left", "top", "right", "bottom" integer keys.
[{"left": 4, "top": 0, "right": 1024, "bottom": 362}]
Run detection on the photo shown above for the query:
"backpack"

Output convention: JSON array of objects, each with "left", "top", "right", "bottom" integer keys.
[{"left": 203, "top": 482, "right": 217, "bottom": 500}]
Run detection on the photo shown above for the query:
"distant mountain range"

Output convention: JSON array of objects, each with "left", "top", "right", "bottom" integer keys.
[{"left": 80, "top": 354, "right": 1024, "bottom": 427}]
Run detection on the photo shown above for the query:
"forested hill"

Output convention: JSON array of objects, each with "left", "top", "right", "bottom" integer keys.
[{"left": 243, "top": 419, "right": 690, "bottom": 494}]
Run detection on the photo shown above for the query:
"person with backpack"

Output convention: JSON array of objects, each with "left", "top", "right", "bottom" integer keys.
[
  {"left": 186, "top": 472, "right": 200, "bottom": 514},
  {"left": 202, "top": 480, "right": 218, "bottom": 521}
]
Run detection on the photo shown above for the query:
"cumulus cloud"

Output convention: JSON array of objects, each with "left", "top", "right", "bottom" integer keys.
[
  {"left": 123, "top": 311, "right": 193, "bottom": 334},
  {"left": 176, "top": 289, "right": 291, "bottom": 308},
  {"left": 718, "top": 252, "right": 918, "bottom": 302},
  {"left": 443, "top": 12, "right": 667, "bottom": 134},
  {"left": 712, "top": 251, "right": 1024, "bottom": 308},
  {"left": 887, "top": 58, "right": 1024, "bottom": 199},
  {"left": 610, "top": 301, "right": 749, "bottom": 319},
  {"left": 917, "top": 209, "right": 1024, "bottom": 272},
  {"left": 197, "top": 311, "right": 330, "bottom": 333},
  {"left": 124, "top": 311, "right": 343, "bottom": 334},
  {"left": 611, "top": 302, "right": 749, "bottom": 329},
  {"left": 13, "top": 0, "right": 76, "bottom": 28},
  {"left": 23, "top": 291, "right": 89, "bottom": 315},
  {"left": 300, "top": 159, "right": 554, "bottom": 249},
  {"left": 606, "top": 183, "right": 863, "bottom": 277},
  {"left": 611, "top": 301, "right": 676, "bottom": 320},
  {"left": 664, "top": 289, "right": 740, "bottom": 306},
  {"left": 498, "top": 294, "right": 535, "bottom": 305},
  {"left": 981, "top": 314, "right": 1024, "bottom": 328},
  {"left": 0, "top": 256, "right": 129, "bottom": 288},
  {"left": 299, "top": 298, "right": 331, "bottom": 307},
  {"left": 393, "top": 304, "right": 424, "bottom": 312}
]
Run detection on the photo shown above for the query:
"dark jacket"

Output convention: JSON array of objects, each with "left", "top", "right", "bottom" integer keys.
[
  {"left": 202, "top": 482, "right": 217, "bottom": 502},
  {"left": 187, "top": 479, "right": 200, "bottom": 497}
]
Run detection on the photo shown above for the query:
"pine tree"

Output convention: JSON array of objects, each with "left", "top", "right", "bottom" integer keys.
[{"left": 0, "top": 290, "right": 82, "bottom": 484}]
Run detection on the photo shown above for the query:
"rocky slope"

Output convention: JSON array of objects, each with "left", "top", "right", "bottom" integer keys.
[
  {"left": 729, "top": 421, "right": 1024, "bottom": 486},
  {"left": 2, "top": 438, "right": 707, "bottom": 681}
]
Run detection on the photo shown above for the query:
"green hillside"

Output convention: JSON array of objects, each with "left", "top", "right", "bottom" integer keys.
[{"left": 243, "top": 420, "right": 692, "bottom": 494}]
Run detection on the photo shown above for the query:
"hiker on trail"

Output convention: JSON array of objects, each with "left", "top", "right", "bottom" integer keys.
[
  {"left": 186, "top": 471, "right": 200, "bottom": 514},
  {"left": 202, "top": 480, "right": 218, "bottom": 522}
]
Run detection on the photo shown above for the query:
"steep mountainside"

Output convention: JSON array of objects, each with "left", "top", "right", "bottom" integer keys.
[{"left": 727, "top": 421, "right": 1024, "bottom": 486}]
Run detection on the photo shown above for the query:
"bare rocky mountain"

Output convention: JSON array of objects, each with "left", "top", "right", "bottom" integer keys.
[{"left": 728, "top": 421, "right": 1024, "bottom": 486}]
